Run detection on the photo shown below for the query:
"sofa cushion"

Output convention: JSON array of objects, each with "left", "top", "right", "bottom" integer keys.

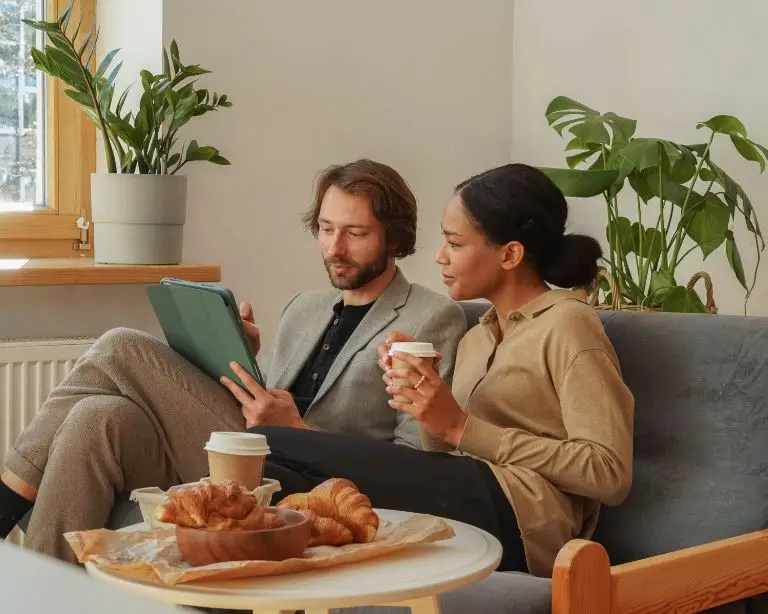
[
  {"left": 593, "top": 311, "right": 768, "bottom": 564},
  {"left": 332, "top": 570, "right": 552, "bottom": 614},
  {"left": 107, "top": 493, "right": 144, "bottom": 528},
  {"left": 18, "top": 492, "right": 142, "bottom": 533},
  {"left": 459, "top": 301, "right": 491, "bottom": 330}
]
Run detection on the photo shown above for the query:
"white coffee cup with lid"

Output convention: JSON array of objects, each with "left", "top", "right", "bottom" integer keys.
[
  {"left": 387, "top": 342, "right": 438, "bottom": 402},
  {"left": 388, "top": 341, "right": 438, "bottom": 358},
  {"left": 204, "top": 432, "right": 270, "bottom": 490}
]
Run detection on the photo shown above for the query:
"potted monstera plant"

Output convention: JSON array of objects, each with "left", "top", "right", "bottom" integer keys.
[
  {"left": 23, "top": 1, "right": 232, "bottom": 264},
  {"left": 539, "top": 96, "right": 766, "bottom": 314}
]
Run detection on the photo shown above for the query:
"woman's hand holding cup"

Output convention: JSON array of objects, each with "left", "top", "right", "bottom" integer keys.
[
  {"left": 386, "top": 341, "right": 439, "bottom": 402},
  {"left": 377, "top": 332, "right": 442, "bottom": 387},
  {"left": 377, "top": 332, "right": 415, "bottom": 382},
  {"left": 384, "top": 349, "right": 467, "bottom": 447}
]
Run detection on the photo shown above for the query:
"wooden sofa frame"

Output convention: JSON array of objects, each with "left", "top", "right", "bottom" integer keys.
[{"left": 552, "top": 529, "right": 768, "bottom": 613}]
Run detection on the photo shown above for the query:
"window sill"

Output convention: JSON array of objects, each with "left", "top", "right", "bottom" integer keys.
[{"left": 0, "top": 258, "right": 221, "bottom": 287}]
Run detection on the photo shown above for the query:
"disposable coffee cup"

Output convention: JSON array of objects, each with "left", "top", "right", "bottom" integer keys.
[
  {"left": 204, "top": 432, "right": 270, "bottom": 491},
  {"left": 388, "top": 342, "right": 438, "bottom": 403}
]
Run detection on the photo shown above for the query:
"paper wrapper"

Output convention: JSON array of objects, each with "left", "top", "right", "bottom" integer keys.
[{"left": 65, "top": 514, "right": 455, "bottom": 587}]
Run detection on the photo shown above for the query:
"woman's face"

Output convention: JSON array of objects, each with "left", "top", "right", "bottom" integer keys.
[{"left": 435, "top": 194, "right": 507, "bottom": 301}]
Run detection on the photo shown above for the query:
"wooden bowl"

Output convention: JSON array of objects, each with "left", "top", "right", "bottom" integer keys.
[{"left": 175, "top": 508, "right": 311, "bottom": 566}]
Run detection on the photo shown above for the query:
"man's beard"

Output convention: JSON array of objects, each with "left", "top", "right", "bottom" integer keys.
[{"left": 324, "top": 248, "right": 390, "bottom": 290}]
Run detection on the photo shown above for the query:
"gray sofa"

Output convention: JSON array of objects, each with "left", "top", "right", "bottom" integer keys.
[
  {"left": 343, "top": 306, "right": 768, "bottom": 614},
  {"left": 21, "top": 305, "right": 768, "bottom": 613}
]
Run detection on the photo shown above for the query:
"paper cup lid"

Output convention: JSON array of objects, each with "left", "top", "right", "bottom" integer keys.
[
  {"left": 204, "top": 432, "right": 270, "bottom": 456},
  {"left": 388, "top": 341, "right": 437, "bottom": 357}
]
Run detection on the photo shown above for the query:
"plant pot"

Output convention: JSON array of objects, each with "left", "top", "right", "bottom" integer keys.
[
  {"left": 588, "top": 269, "right": 718, "bottom": 314},
  {"left": 90, "top": 174, "right": 187, "bottom": 265}
]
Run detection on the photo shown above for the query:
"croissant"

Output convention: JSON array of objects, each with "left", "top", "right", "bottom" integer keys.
[
  {"left": 207, "top": 481, "right": 256, "bottom": 519},
  {"left": 156, "top": 485, "right": 212, "bottom": 527},
  {"left": 235, "top": 507, "right": 284, "bottom": 531},
  {"left": 155, "top": 480, "right": 283, "bottom": 531},
  {"left": 205, "top": 507, "right": 284, "bottom": 531},
  {"left": 276, "top": 478, "right": 379, "bottom": 546},
  {"left": 301, "top": 509, "right": 355, "bottom": 547}
]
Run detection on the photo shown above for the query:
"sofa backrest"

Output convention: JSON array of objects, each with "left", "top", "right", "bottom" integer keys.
[{"left": 458, "top": 302, "right": 768, "bottom": 564}]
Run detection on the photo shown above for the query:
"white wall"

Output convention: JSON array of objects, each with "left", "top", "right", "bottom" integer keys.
[
  {"left": 1, "top": 0, "right": 514, "bottom": 345},
  {"left": 163, "top": 0, "right": 514, "bottom": 346},
  {"left": 97, "top": 0, "right": 162, "bottom": 122},
  {"left": 511, "top": 0, "right": 768, "bottom": 315},
  {"left": 9, "top": 0, "right": 764, "bottom": 347},
  {"left": 0, "top": 285, "right": 160, "bottom": 339}
]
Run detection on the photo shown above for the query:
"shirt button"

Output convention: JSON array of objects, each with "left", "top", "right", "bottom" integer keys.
[
  {"left": 322, "top": 343, "right": 331, "bottom": 351},
  {"left": 333, "top": 318, "right": 339, "bottom": 326},
  {"left": 312, "top": 373, "right": 319, "bottom": 380}
]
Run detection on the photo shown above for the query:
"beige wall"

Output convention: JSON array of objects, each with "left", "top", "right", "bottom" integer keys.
[
  {"left": 511, "top": 0, "right": 768, "bottom": 315},
  {"left": 0, "top": 0, "right": 514, "bottom": 344},
  {"left": 98, "top": 0, "right": 162, "bottom": 119},
  {"left": 6, "top": 0, "right": 764, "bottom": 347},
  {"left": 0, "top": 285, "right": 160, "bottom": 339},
  {"left": 162, "top": 0, "right": 514, "bottom": 347}
]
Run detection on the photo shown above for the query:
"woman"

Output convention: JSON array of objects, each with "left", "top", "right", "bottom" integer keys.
[{"left": 252, "top": 163, "right": 634, "bottom": 576}]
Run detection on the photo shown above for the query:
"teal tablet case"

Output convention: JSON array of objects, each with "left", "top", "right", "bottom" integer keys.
[{"left": 146, "top": 281, "right": 265, "bottom": 388}]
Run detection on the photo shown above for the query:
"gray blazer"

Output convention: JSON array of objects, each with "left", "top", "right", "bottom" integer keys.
[{"left": 263, "top": 269, "right": 467, "bottom": 448}]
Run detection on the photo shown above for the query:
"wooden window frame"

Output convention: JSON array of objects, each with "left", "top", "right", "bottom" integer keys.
[{"left": 0, "top": 0, "right": 96, "bottom": 259}]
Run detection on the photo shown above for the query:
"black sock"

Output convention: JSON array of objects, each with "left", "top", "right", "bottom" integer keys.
[{"left": 0, "top": 480, "right": 34, "bottom": 539}]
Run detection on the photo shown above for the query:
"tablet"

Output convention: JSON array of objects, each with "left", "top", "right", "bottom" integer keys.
[{"left": 146, "top": 278, "right": 265, "bottom": 388}]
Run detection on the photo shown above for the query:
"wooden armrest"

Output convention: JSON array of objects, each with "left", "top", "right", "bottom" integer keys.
[
  {"left": 552, "top": 539, "right": 611, "bottom": 614},
  {"left": 552, "top": 530, "right": 768, "bottom": 614}
]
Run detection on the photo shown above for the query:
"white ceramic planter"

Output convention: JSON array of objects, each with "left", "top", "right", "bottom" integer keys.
[{"left": 90, "top": 174, "right": 187, "bottom": 264}]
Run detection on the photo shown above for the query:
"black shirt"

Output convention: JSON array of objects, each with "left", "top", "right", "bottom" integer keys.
[{"left": 289, "top": 299, "right": 375, "bottom": 416}]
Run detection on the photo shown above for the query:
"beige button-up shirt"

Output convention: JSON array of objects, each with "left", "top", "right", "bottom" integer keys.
[{"left": 422, "top": 289, "right": 634, "bottom": 576}]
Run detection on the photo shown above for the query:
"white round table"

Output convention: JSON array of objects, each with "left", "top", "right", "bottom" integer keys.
[{"left": 85, "top": 509, "right": 502, "bottom": 614}]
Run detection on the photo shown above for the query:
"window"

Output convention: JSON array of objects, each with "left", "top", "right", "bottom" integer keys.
[{"left": 0, "top": 0, "right": 95, "bottom": 258}]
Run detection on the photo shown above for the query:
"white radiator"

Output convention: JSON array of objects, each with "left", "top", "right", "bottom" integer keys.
[{"left": 0, "top": 338, "right": 95, "bottom": 545}]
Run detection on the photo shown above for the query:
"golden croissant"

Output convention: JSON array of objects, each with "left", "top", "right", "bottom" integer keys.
[
  {"left": 155, "top": 480, "right": 283, "bottom": 531},
  {"left": 299, "top": 509, "right": 354, "bottom": 546},
  {"left": 276, "top": 478, "right": 379, "bottom": 546}
]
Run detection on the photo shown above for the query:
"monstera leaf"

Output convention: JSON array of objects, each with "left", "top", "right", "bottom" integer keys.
[{"left": 545, "top": 97, "right": 765, "bottom": 314}]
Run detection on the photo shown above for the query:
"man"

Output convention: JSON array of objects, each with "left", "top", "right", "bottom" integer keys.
[{"left": 0, "top": 159, "right": 466, "bottom": 562}]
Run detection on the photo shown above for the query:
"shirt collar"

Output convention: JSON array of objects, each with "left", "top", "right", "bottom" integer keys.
[
  {"left": 333, "top": 297, "right": 376, "bottom": 315},
  {"left": 479, "top": 289, "right": 588, "bottom": 325}
]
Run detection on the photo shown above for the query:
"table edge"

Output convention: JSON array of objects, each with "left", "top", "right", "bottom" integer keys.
[{"left": 86, "top": 509, "right": 504, "bottom": 609}]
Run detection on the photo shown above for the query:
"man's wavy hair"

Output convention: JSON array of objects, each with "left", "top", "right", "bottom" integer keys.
[{"left": 303, "top": 159, "right": 418, "bottom": 258}]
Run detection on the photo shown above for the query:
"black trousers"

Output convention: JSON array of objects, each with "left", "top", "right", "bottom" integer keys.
[{"left": 248, "top": 426, "right": 528, "bottom": 573}]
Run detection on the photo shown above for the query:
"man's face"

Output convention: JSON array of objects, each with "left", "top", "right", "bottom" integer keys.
[{"left": 317, "top": 185, "right": 391, "bottom": 290}]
